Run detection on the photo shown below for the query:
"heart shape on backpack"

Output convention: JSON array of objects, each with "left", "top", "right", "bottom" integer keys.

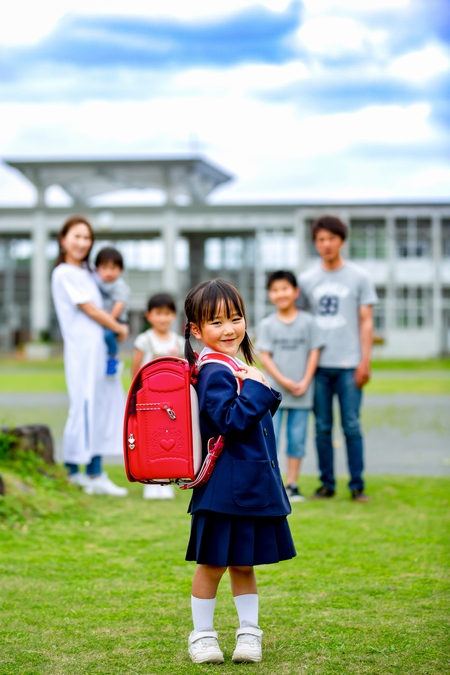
[{"left": 160, "top": 438, "right": 175, "bottom": 451}]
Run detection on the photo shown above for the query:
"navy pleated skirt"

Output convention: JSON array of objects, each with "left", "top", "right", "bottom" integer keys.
[{"left": 186, "top": 511, "right": 297, "bottom": 566}]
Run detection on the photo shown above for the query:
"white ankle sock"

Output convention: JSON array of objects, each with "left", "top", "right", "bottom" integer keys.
[
  {"left": 191, "top": 596, "right": 217, "bottom": 632},
  {"left": 233, "top": 593, "right": 259, "bottom": 627}
]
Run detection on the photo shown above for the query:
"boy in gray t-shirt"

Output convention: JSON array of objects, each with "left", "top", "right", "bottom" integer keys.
[
  {"left": 95, "top": 247, "right": 130, "bottom": 376},
  {"left": 258, "top": 270, "right": 324, "bottom": 502},
  {"left": 298, "top": 215, "right": 377, "bottom": 502}
]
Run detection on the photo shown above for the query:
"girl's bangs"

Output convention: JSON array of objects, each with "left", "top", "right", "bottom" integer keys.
[{"left": 199, "top": 281, "right": 245, "bottom": 325}]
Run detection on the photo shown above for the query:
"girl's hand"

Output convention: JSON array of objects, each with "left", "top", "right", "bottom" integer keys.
[{"left": 234, "top": 366, "right": 270, "bottom": 387}]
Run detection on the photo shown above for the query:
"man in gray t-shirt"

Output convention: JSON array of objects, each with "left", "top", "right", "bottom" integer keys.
[{"left": 298, "top": 215, "right": 377, "bottom": 502}]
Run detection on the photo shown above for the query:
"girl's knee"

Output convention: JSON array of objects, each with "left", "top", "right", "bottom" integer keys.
[
  {"left": 200, "top": 564, "right": 227, "bottom": 579},
  {"left": 229, "top": 565, "right": 254, "bottom": 575}
]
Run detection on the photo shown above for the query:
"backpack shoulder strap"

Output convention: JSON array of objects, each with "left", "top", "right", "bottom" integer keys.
[
  {"left": 197, "top": 353, "right": 243, "bottom": 392},
  {"left": 179, "top": 353, "right": 243, "bottom": 491}
]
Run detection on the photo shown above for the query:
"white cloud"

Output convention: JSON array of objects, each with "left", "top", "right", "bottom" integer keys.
[
  {"left": 296, "top": 16, "right": 387, "bottom": 58},
  {"left": 0, "top": 3, "right": 63, "bottom": 45},
  {"left": 407, "top": 166, "right": 450, "bottom": 191},
  {"left": 302, "top": 0, "right": 411, "bottom": 15},
  {"left": 173, "top": 61, "right": 309, "bottom": 96},
  {"left": 389, "top": 44, "right": 450, "bottom": 82}
]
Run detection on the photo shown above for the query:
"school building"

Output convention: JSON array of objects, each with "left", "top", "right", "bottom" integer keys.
[{"left": 1, "top": 157, "right": 449, "bottom": 357}]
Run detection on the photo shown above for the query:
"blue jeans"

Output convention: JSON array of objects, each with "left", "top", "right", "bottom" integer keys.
[
  {"left": 313, "top": 368, "right": 364, "bottom": 491},
  {"left": 272, "top": 408, "right": 309, "bottom": 459},
  {"left": 104, "top": 328, "right": 118, "bottom": 357},
  {"left": 65, "top": 455, "right": 102, "bottom": 476}
]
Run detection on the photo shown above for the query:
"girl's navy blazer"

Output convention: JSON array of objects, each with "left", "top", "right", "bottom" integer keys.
[{"left": 188, "top": 362, "right": 291, "bottom": 517}]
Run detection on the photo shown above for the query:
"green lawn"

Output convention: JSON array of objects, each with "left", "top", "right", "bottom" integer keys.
[
  {"left": 371, "top": 358, "right": 450, "bottom": 370},
  {"left": 1, "top": 356, "right": 450, "bottom": 395},
  {"left": 1, "top": 468, "right": 449, "bottom": 675}
]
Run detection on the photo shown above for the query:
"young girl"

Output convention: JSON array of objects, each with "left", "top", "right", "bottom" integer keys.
[
  {"left": 184, "top": 279, "right": 296, "bottom": 664},
  {"left": 131, "top": 293, "right": 184, "bottom": 378},
  {"left": 51, "top": 215, "right": 129, "bottom": 496},
  {"left": 131, "top": 292, "right": 184, "bottom": 500}
]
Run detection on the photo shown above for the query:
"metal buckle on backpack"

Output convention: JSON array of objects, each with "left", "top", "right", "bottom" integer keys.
[
  {"left": 128, "top": 433, "right": 136, "bottom": 450},
  {"left": 163, "top": 405, "right": 176, "bottom": 419}
]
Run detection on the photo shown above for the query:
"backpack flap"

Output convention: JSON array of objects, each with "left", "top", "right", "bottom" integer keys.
[{"left": 123, "top": 357, "right": 201, "bottom": 483}]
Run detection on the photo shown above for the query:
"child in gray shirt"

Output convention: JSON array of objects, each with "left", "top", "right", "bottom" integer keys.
[
  {"left": 258, "top": 270, "right": 324, "bottom": 502},
  {"left": 95, "top": 247, "right": 130, "bottom": 376}
]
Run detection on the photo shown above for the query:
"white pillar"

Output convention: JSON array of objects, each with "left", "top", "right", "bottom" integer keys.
[
  {"left": 253, "top": 229, "right": 266, "bottom": 330},
  {"left": 30, "top": 210, "right": 50, "bottom": 339},
  {"left": 161, "top": 210, "right": 178, "bottom": 294},
  {"left": 431, "top": 211, "right": 442, "bottom": 353},
  {"left": 385, "top": 213, "right": 396, "bottom": 332},
  {"left": 294, "top": 209, "right": 307, "bottom": 275}
]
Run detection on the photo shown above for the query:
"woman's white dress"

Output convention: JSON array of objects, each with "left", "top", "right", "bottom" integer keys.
[{"left": 51, "top": 263, "right": 125, "bottom": 465}]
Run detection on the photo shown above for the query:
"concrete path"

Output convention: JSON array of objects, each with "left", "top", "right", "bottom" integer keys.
[{"left": 1, "top": 392, "right": 449, "bottom": 477}]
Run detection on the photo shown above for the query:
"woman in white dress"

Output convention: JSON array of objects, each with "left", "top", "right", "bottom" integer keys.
[{"left": 51, "top": 215, "right": 129, "bottom": 496}]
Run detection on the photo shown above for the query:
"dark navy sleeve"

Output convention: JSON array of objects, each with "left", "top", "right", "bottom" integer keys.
[{"left": 198, "top": 364, "right": 280, "bottom": 435}]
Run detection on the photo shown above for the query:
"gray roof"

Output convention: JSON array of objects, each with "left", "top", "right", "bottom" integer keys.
[{"left": 4, "top": 156, "right": 233, "bottom": 206}]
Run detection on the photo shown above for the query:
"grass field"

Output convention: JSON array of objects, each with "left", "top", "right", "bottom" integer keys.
[
  {"left": 1, "top": 355, "right": 449, "bottom": 673},
  {"left": 1, "top": 356, "right": 450, "bottom": 394},
  {"left": 1, "top": 466, "right": 449, "bottom": 675}
]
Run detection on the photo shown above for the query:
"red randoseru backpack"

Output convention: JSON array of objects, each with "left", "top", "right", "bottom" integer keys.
[{"left": 123, "top": 353, "right": 241, "bottom": 490}]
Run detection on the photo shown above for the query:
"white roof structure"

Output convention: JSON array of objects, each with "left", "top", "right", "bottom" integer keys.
[{"left": 5, "top": 157, "right": 233, "bottom": 206}]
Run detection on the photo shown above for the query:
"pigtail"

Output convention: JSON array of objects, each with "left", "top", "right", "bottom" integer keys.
[
  {"left": 184, "top": 323, "right": 197, "bottom": 367},
  {"left": 240, "top": 330, "right": 256, "bottom": 365}
]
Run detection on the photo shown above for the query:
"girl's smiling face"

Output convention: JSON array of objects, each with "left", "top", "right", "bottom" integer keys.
[{"left": 191, "top": 302, "right": 246, "bottom": 357}]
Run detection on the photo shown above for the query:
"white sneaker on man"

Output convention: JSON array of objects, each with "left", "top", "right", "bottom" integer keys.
[
  {"left": 82, "top": 473, "right": 128, "bottom": 496},
  {"left": 143, "top": 484, "right": 175, "bottom": 500},
  {"left": 188, "top": 630, "right": 224, "bottom": 664},
  {"left": 232, "top": 625, "right": 263, "bottom": 663}
]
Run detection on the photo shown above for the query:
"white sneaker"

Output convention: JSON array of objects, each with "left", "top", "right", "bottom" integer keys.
[
  {"left": 158, "top": 484, "right": 175, "bottom": 500},
  {"left": 68, "top": 472, "right": 90, "bottom": 488},
  {"left": 232, "top": 626, "right": 263, "bottom": 663},
  {"left": 83, "top": 473, "right": 128, "bottom": 496},
  {"left": 143, "top": 484, "right": 175, "bottom": 500},
  {"left": 188, "top": 630, "right": 224, "bottom": 664}
]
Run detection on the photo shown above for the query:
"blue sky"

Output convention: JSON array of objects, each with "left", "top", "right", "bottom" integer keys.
[{"left": 0, "top": 0, "right": 449, "bottom": 204}]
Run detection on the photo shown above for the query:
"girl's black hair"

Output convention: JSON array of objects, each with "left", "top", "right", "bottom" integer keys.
[
  {"left": 184, "top": 278, "right": 256, "bottom": 367},
  {"left": 147, "top": 292, "right": 177, "bottom": 313}
]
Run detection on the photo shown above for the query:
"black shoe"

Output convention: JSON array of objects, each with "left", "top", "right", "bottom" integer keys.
[
  {"left": 285, "top": 484, "right": 305, "bottom": 503},
  {"left": 351, "top": 489, "right": 371, "bottom": 503},
  {"left": 310, "top": 485, "right": 335, "bottom": 499}
]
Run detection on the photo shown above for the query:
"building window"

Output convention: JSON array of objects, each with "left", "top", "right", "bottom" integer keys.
[
  {"left": 442, "top": 220, "right": 450, "bottom": 257},
  {"left": 349, "top": 220, "right": 386, "bottom": 259},
  {"left": 395, "top": 287, "right": 432, "bottom": 328},
  {"left": 373, "top": 287, "right": 386, "bottom": 332},
  {"left": 261, "top": 233, "right": 298, "bottom": 269},
  {"left": 205, "top": 237, "right": 246, "bottom": 270},
  {"left": 395, "top": 218, "right": 431, "bottom": 258},
  {"left": 305, "top": 219, "right": 320, "bottom": 258}
]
